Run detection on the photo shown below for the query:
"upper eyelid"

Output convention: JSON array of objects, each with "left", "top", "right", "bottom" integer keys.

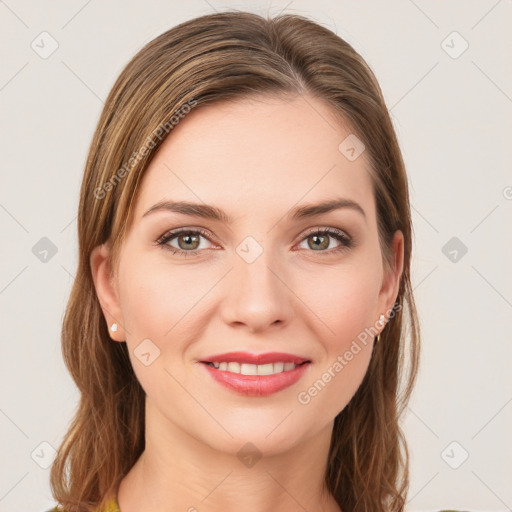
[
  {"left": 158, "top": 227, "right": 216, "bottom": 241},
  {"left": 157, "top": 226, "right": 351, "bottom": 246}
]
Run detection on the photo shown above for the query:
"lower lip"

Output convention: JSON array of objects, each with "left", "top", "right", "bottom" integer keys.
[{"left": 200, "top": 362, "right": 311, "bottom": 397}]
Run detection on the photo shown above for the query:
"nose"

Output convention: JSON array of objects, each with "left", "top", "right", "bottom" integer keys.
[{"left": 219, "top": 249, "right": 295, "bottom": 334}]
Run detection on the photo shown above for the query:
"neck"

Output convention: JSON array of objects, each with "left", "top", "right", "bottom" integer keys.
[{"left": 117, "top": 399, "right": 341, "bottom": 512}]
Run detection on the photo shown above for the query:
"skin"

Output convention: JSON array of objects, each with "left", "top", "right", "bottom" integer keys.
[{"left": 90, "top": 93, "right": 404, "bottom": 512}]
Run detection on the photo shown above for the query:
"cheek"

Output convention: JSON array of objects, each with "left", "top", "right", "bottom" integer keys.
[
  {"left": 118, "top": 253, "right": 214, "bottom": 342},
  {"left": 293, "top": 262, "right": 379, "bottom": 419},
  {"left": 297, "top": 259, "right": 381, "bottom": 347},
  {"left": 116, "top": 256, "right": 218, "bottom": 402},
  {"left": 298, "top": 341, "right": 373, "bottom": 429}
]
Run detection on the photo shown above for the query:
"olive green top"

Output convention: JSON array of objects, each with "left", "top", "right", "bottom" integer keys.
[
  {"left": 46, "top": 496, "right": 467, "bottom": 512},
  {"left": 47, "top": 495, "right": 120, "bottom": 512}
]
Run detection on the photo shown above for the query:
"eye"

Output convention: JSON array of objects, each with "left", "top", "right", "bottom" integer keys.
[
  {"left": 155, "top": 226, "right": 354, "bottom": 258},
  {"left": 297, "top": 227, "right": 353, "bottom": 254},
  {"left": 155, "top": 228, "right": 217, "bottom": 257}
]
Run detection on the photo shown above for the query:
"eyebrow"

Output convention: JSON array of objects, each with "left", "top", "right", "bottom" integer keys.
[{"left": 142, "top": 198, "right": 366, "bottom": 223}]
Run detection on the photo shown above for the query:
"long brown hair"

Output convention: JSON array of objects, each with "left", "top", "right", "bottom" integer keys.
[{"left": 50, "top": 10, "right": 420, "bottom": 511}]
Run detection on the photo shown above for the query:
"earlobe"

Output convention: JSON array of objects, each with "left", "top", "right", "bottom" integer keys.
[{"left": 90, "top": 243, "right": 125, "bottom": 341}]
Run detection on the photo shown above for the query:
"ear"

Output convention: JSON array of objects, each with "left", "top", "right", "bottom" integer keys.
[
  {"left": 377, "top": 230, "right": 404, "bottom": 328},
  {"left": 90, "top": 243, "right": 126, "bottom": 342}
]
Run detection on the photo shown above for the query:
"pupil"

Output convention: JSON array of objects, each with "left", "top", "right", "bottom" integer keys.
[
  {"left": 311, "top": 234, "right": 327, "bottom": 250},
  {"left": 182, "top": 234, "right": 198, "bottom": 249}
]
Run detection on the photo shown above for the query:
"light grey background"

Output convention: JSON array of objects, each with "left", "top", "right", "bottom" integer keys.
[{"left": 1, "top": 1, "right": 511, "bottom": 511}]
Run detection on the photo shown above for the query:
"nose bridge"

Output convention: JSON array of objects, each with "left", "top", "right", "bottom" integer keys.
[{"left": 221, "top": 238, "right": 294, "bottom": 331}]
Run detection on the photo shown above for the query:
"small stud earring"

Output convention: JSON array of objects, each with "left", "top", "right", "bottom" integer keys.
[
  {"left": 110, "top": 323, "right": 118, "bottom": 333},
  {"left": 376, "top": 314, "right": 386, "bottom": 344}
]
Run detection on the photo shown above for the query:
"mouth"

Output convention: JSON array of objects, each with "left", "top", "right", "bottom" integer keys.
[{"left": 198, "top": 352, "right": 312, "bottom": 396}]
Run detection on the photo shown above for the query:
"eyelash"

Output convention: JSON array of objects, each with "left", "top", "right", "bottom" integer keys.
[{"left": 154, "top": 227, "right": 354, "bottom": 257}]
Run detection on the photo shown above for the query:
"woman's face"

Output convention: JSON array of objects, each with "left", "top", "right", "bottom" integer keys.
[{"left": 92, "top": 93, "right": 403, "bottom": 456}]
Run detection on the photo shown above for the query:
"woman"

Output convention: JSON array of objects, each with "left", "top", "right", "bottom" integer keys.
[{"left": 48, "top": 10, "right": 420, "bottom": 512}]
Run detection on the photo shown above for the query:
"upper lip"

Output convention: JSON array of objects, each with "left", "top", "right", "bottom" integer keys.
[{"left": 200, "top": 351, "right": 311, "bottom": 365}]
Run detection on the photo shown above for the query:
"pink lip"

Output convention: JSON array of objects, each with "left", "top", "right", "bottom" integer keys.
[
  {"left": 199, "top": 359, "right": 311, "bottom": 397},
  {"left": 200, "top": 351, "right": 311, "bottom": 365}
]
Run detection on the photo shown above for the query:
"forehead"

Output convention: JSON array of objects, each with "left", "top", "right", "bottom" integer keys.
[{"left": 133, "top": 94, "right": 374, "bottom": 223}]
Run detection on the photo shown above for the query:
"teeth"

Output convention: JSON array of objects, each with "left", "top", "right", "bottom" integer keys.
[
  {"left": 209, "top": 361, "right": 302, "bottom": 375},
  {"left": 256, "top": 363, "right": 274, "bottom": 375},
  {"left": 227, "top": 362, "right": 240, "bottom": 373},
  {"left": 273, "top": 362, "right": 284, "bottom": 373},
  {"left": 241, "top": 363, "right": 257, "bottom": 375}
]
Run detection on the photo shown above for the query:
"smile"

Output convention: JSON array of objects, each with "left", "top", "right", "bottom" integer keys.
[
  {"left": 199, "top": 353, "right": 312, "bottom": 396},
  {"left": 205, "top": 361, "right": 303, "bottom": 375}
]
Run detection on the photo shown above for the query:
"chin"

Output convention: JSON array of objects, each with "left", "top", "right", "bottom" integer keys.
[{"left": 205, "top": 430, "right": 304, "bottom": 460}]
